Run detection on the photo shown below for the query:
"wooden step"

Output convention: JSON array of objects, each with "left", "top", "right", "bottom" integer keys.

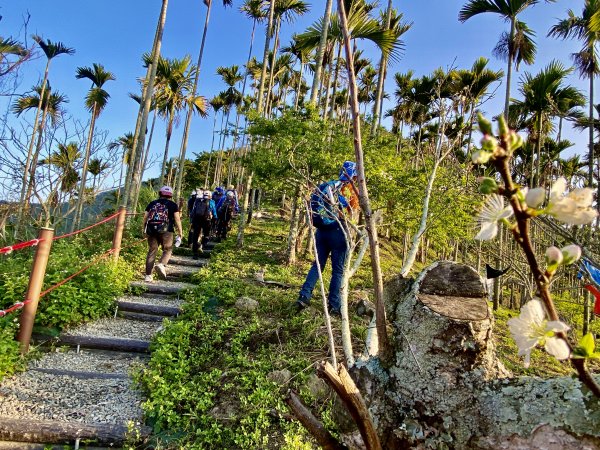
[
  {"left": 0, "top": 418, "right": 150, "bottom": 446},
  {"left": 117, "top": 311, "right": 165, "bottom": 322},
  {"left": 29, "top": 368, "right": 129, "bottom": 380},
  {"left": 130, "top": 280, "right": 196, "bottom": 295},
  {"left": 35, "top": 335, "right": 151, "bottom": 353},
  {"left": 169, "top": 255, "right": 208, "bottom": 267},
  {"left": 117, "top": 300, "right": 181, "bottom": 317}
]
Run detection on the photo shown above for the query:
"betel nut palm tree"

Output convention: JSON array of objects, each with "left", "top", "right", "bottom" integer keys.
[
  {"left": 459, "top": 0, "right": 554, "bottom": 120},
  {"left": 549, "top": 0, "right": 600, "bottom": 190},
  {"left": 72, "top": 63, "right": 115, "bottom": 231},
  {"left": 154, "top": 56, "right": 208, "bottom": 186},
  {"left": 510, "top": 61, "right": 585, "bottom": 186},
  {"left": 15, "top": 36, "right": 74, "bottom": 237}
]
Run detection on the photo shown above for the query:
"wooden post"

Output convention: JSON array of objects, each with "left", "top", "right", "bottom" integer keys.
[
  {"left": 17, "top": 227, "right": 54, "bottom": 354},
  {"left": 111, "top": 206, "right": 127, "bottom": 262}
]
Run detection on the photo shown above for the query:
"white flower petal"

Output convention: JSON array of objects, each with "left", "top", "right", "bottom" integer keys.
[
  {"left": 550, "top": 178, "right": 567, "bottom": 199},
  {"left": 526, "top": 187, "right": 546, "bottom": 209},
  {"left": 545, "top": 320, "right": 570, "bottom": 333},
  {"left": 474, "top": 221, "right": 498, "bottom": 240},
  {"left": 568, "top": 188, "right": 594, "bottom": 207},
  {"left": 545, "top": 337, "right": 570, "bottom": 361},
  {"left": 519, "top": 299, "right": 545, "bottom": 326}
]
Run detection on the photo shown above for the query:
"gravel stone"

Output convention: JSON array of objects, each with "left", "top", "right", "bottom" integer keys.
[
  {"left": 30, "top": 350, "right": 145, "bottom": 374},
  {"left": 0, "top": 372, "right": 143, "bottom": 424},
  {"left": 63, "top": 318, "right": 161, "bottom": 341}
]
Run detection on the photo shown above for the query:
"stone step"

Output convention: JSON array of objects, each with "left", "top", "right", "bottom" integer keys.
[
  {"left": 119, "top": 294, "right": 183, "bottom": 310},
  {"left": 29, "top": 349, "right": 145, "bottom": 375},
  {"left": 63, "top": 317, "right": 161, "bottom": 343}
]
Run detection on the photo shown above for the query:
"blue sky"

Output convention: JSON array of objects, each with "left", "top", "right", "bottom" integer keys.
[{"left": 0, "top": 1, "right": 590, "bottom": 187}]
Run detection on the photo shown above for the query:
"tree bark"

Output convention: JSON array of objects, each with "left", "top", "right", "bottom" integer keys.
[
  {"left": 309, "top": 0, "right": 334, "bottom": 105},
  {"left": 257, "top": 0, "right": 275, "bottom": 114},
  {"left": 370, "top": 0, "right": 393, "bottom": 136}
]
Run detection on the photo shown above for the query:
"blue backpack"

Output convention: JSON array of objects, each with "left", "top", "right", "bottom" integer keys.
[{"left": 310, "top": 181, "right": 341, "bottom": 229}]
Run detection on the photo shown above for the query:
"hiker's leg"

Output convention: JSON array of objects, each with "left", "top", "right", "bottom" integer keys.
[
  {"left": 145, "top": 235, "right": 159, "bottom": 275},
  {"left": 299, "top": 229, "right": 331, "bottom": 304},
  {"left": 327, "top": 228, "right": 348, "bottom": 313},
  {"left": 159, "top": 232, "right": 174, "bottom": 265},
  {"left": 191, "top": 221, "right": 201, "bottom": 256},
  {"left": 200, "top": 219, "right": 211, "bottom": 247}
]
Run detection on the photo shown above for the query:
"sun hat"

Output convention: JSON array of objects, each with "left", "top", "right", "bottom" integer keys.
[{"left": 159, "top": 186, "right": 173, "bottom": 197}]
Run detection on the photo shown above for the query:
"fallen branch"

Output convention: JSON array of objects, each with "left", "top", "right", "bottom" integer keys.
[{"left": 285, "top": 390, "right": 346, "bottom": 450}]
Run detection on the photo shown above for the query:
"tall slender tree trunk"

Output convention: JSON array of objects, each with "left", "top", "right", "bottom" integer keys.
[
  {"left": 140, "top": 109, "right": 157, "bottom": 183},
  {"left": 72, "top": 103, "right": 98, "bottom": 231},
  {"left": 285, "top": 185, "right": 301, "bottom": 265},
  {"left": 205, "top": 111, "right": 219, "bottom": 187},
  {"left": 535, "top": 114, "right": 543, "bottom": 187},
  {"left": 127, "top": 0, "right": 168, "bottom": 211},
  {"left": 294, "top": 61, "right": 305, "bottom": 109},
  {"left": 214, "top": 110, "right": 227, "bottom": 185},
  {"left": 309, "top": 0, "right": 333, "bottom": 105},
  {"left": 257, "top": 0, "right": 275, "bottom": 114},
  {"left": 265, "top": 19, "right": 282, "bottom": 117},
  {"left": 236, "top": 171, "right": 253, "bottom": 247},
  {"left": 328, "top": 43, "right": 343, "bottom": 120},
  {"left": 174, "top": 1, "right": 212, "bottom": 202},
  {"left": 371, "top": 0, "right": 393, "bottom": 135},
  {"left": 503, "top": 17, "right": 516, "bottom": 120},
  {"left": 15, "top": 60, "right": 51, "bottom": 238},
  {"left": 337, "top": 0, "right": 390, "bottom": 359},
  {"left": 160, "top": 114, "right": 175, "bottom": 186}
]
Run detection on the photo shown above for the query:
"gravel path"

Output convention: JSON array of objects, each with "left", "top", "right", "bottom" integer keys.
[
  {"left": 63, "top": 318, "right": 162, "bottom": 341},
  {"left": 0, "top": 372, "right": 143, "bottom": 424},
  {"left": 30, "top": 350, "right": 146, "bottom": 374}
]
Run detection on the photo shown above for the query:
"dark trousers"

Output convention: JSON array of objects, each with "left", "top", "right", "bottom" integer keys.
[
  {"left": 216, "top": 213, "right": 232, "bottom": 239},
  {"left": 299, "top": 227, "right": 348, "bottom": 312},
  {"left": 146, "top": 232, "right": 174, "bottom": 275},
  {"left": 191, "top": 218, "right": 211, "bottom": 256}
]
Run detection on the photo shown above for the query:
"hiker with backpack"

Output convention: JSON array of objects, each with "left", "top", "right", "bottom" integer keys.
[
  {"left": 142, "top": 186, "right": 183, "bottom": 282},
  {"left": 215, "top": 190, "right": 238, "bottom": 241},
  {"left": 295, "top": 161, "right": 358, "bottom": 316},
  {"left": 190, "top": 189, "right": 217, "bottom": 259}
]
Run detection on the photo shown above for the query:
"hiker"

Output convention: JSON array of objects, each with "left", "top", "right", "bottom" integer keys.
[
  {"left": 187, "top": 188, "right": 201, "bottom": 247},
  {"left": 190, "top": 189, "right": 217, "bottom": 259},
  {"left": 211, "top": 186, "right": 225, "bottom": 236},
  {"left": 142, "top": 186, "right": 183, "bottom": 282},
  {"left": 295, "top": 161, "right": 358, "bottom": 316},
  {"left": 212, "top": 186, "right": 225, "bottom": 205},
  {"left": 215, "top": 190, "right": 238, "bottom": 241}
]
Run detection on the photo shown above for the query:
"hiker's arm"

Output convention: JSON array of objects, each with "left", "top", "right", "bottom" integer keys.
[
  {"left": 174, "top": 211, "right": 183, "bottom": 237},
  {"left": 142, "top": 212, "right": 149, "bottom": 236}
]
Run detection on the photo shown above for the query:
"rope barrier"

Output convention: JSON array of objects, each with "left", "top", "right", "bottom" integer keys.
[
  {"left": 53, "top": 212, "right": 120, "bottom": 241},
  {"left": 0, "top": 237, "right": 146, "bottom": 318},
  {"left": 0, "top": 239, "right": 41, "bottom": 255}
]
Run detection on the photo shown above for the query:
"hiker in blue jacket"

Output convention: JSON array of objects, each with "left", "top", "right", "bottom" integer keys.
[
  {"left": 296, "top": 161, "right": 358, "bottom": 316},
  {"left": 189, "top": 190, "right": 217, "bottom": 259}
]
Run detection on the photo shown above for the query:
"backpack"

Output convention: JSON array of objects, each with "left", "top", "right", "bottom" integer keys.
[
  {"left": 192, "top": 198, "right": 212, "bottom": 220},
  {"left": 146, "top": 201, "right": 170, "bottom": 234},
  {"left": 218, "top": 198, "right": 235, "bottom": 219},
  {"left": 310, "top": 181, "right": 340, "bottom": 229}
]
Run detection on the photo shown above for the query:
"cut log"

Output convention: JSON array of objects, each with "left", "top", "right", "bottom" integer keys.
[
  {"left": 38, "top": 334, "right": 151, "bottom": 353},
  {"left": 130, "top": 281, "right": 195, "bottom": 295},
  {"left": 29, "top": 368, "right": 128, "bottom": 380},
  {"left": 117, "top": 300, "right": 181, "bottom": 316},
  {"left": 118, "top": 311, "right": 166, "bottom": 322},
  {"left": 169, "top": 255, "right": 208, "bottom": 267},
  {"left": 0, "top": 417, "right": 150, "bottom": 446}
]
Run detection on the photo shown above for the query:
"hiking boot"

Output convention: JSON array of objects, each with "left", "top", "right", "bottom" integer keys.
[
  {"left": 155, "top": 263, "right": 167, "bottom": 280},
  {"left": 295, "top": 296, "right": 309, "bottom": 313},
  {"left": 328, "top": 306, "right": 341, "bottom": 318},
  {"left": 144, "top": 274, "right": 153, "bottom": 282}
]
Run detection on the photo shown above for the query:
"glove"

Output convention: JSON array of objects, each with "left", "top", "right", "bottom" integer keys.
[{"left": 175, "top": 235, "right": 182, "bottom": 247}]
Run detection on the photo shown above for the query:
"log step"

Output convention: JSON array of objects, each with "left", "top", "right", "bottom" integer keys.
[
  {"left": 117, "top": 300, "right": 181, "bottom": 317},
  {"left": 29, "top": 368, "right": 129, "bottom": 380},
  {"left": 169, "top": 255, "right": 208, "bottom": 267},
  {"left": 117, "top": 311, "right": 165, "bottom": 322},
  {"left": 130, "top": 280, "right": 196, "bottom": 295},
  {"left": 51, "top": 335, "right": 150, "bottom": 353},
  {"left": 0, "top": 418, "right": 150, "bottom": 446}
]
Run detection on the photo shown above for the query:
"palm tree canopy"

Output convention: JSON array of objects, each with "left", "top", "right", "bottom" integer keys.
[
  {"left": 493, "top": 20, "right": 536, "bottom": 69},
  {"left": 76, "top": 63, "right": 115, "bottom": 88},
  {"left": 12, "top": 85, "right": 68, "bottom": 125},
  {"left": 108, "top": 133, "right": 134, "bottom": 165},
  {"left": 0, "top": 37, "right": 27, "bottom": 58},
  {"left": 274, "top": 0, "right": 310, "bottom": 24},
  {"left": 459, "top": 0, "right": 540, "bottom": 23},
  {"left": 87, "top": 158, "right": 110, "bottom": 176},
  {"left": 240, "top": 0, "right": 268, "bottom": 21},
  {"left": 32, "top": 35, "right": 75, "bottom": 60}
]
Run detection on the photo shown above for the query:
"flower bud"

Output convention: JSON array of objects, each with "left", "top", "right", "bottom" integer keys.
[
  {"left": 481, "top": 134, "right": 498, "bottom": 152},
  {"left": 472, "top": 149, "right": 492, "bottom": 165},
  {"left": 478, "top": 177, "right": 498, "bottom": 195},
  {"left": 508, "top": 131, "right": 524, "bottom": 151},
  {"left": 545, "top": 246, "right": 563, "bottom": 270},
  {"left": 498, "top": 114, "right": 509, "bottom": 137},
  {"left": 477, "top": 113, "right": 493, "bottom": 135},
  {"left": 561, "top": 245, "right": 582, "bottom": 265},
  {"left": 525, "top": 187, "right": 545, "bottom": 209}
]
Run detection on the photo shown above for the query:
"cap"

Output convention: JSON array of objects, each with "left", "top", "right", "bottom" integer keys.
[
  {"left": 226, "top": 190, "right": 234, "bottom": 198},
  {"left": 339, "top": 161, "right": 357, "bottom": 181},
  {"left": 159, "top": 186, "right": 173, "bottom": 197}
]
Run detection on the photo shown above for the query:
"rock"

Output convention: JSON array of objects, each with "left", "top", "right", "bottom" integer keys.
[
  {"left": 267, "top": 369, "right": 292, "bottom": 386},
  {"left": 235, "top": 297, "right": 259, "bottom": 312},
  {"left": 306, "top": 374, "right": 329, "bottom": 400},
  {"left": 355, "top": 298, "right": 375, "bottom": 317}
]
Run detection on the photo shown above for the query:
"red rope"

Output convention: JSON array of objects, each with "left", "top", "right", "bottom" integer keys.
[
  {"left": 0, "top": 238, "right": 42, "bottom": 255},
  {"left": 53, "top": 212, "right": 120, "bottom": 241},
  {"left": 0, "top": 236, "right": 146, "bottom": 318}
]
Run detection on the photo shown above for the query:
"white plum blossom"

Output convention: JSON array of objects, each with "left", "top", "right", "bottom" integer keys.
[
  {"left": 474, "top": 194, "right": 513, "bottom": 240},
  {"left": 525, "top": 187, "right": 545, "bottom": 209},
  {"left": 546, "top": 178, "right": 598, "bottom": 225},
  {"left": 561, "top": 244, "right": 582, "bottom": 265},
  {"left": 545, "top": 246, "right": 563, "bottom": 267},
  {"left": 507, "top": 299, "right": 571, "bottom": 368}
]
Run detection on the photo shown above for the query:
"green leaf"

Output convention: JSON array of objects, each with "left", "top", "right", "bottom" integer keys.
[{"left": 573, "top": 333, "right": 596, "bottom": 358}]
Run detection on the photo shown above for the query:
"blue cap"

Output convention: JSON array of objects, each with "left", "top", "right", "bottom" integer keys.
[{"left": 339, "top": 161, "right": 357, "bottom": 181}]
